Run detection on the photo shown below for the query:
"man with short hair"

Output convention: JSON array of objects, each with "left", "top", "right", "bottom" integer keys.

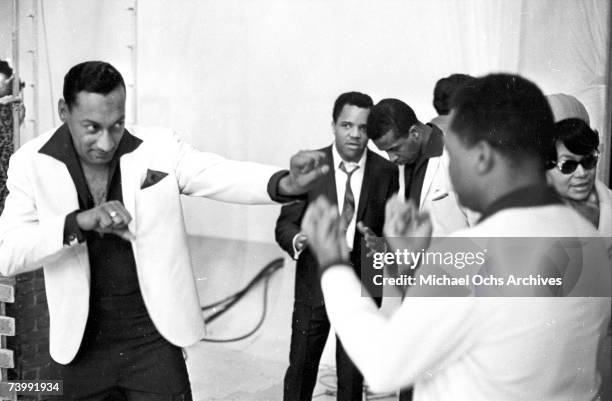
[
  {"left": 366, "top": 98, "right": 472, "bottom": 237},
  {"left": 430, "top": 73, "right": 473, "bottom": 134},
  {"left": 363, "top": 98, "right": 473, "bottom": 400},
  {"left": 0, "top": 61, "right": 328, "bottom": 400},
  {"left": 275, "top": 92, "right": 397, "bottom": 401},
  {"left": 301, "top": 73, "right": 611, "bottom": 400}
]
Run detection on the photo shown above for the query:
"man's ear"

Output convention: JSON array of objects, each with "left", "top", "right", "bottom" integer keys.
[
  {"left": 58, "top": 99, "right": 68, "bottom": 123},
  {"left": 408, "top": 125, "right": 420, "bottom": 139},
  {"left": 474, "top": 140, "right": 494, "bottom": 174}
]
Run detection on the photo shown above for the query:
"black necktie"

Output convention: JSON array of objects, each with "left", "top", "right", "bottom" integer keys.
[{"left": 339, "top": 162, "right": 358, "bottom": 230}]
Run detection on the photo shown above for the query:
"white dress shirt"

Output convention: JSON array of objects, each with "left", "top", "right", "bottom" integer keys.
[
  {"left": 397, "top": 165, "right": 406, "bottom": 202},
  {"left": 292, "top": 145, "right": 366, "bottom": 258}
]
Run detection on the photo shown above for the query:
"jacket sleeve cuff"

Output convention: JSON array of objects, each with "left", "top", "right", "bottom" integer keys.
[
  {"left": 267, "top": 170, "right": 306, "bottom": 203},
  {"left": 292, "top": 234, "right": 305, "bottom": 260},
  {"left": 63, "top": 210, "right": 87, "bottom": 246}
]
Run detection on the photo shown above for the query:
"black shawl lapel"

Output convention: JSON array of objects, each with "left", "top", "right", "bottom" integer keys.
[
  {"left": 38, "top": 124, "right": 142, "bottom": 209},
  {"left": 38, "top": 124, "right": 90, "bottom": 208},
  {"left": 321, "top": 145, "right": 338, "bottom": 206},
  {"left": 356, "top": 149, "right": 373, "bottom": 222}
]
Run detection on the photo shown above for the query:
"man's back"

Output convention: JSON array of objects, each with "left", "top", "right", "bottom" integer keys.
[
  {"left": 412, "top": 203, "right": 610, "bottom": 400},
  {"left": 319, "top": 201, "right": 610, "bottom": 400},
  {"left": 413, "top": 297, "right": 608, "bottom": 401}
]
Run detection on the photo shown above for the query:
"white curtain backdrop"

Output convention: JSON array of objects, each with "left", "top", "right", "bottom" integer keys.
[
  {"left": 0, "top": 0, "right": 609, "bottom": 243},
  {"left": 518, "top": 0, "right": 610, "bottom": 180}
]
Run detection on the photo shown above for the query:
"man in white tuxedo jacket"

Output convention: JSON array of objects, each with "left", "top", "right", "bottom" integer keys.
[
  {"left": 0, "top": 61, "right": 327, "bottom": 400},
  {"left": 366, "top": 98, "right": 475, "bottom": 239}
]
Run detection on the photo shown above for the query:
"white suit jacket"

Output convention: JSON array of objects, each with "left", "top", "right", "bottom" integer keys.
[
  {"left": 0, "top": 125, "right": 282, "bottom": 364},
  {"left": 419, "top": 151, "right": 478, "bottom": 236}
]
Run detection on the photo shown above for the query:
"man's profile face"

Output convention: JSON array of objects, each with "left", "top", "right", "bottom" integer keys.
[
  {"left": 59, "top": 85, "right": 126, "bottom": 167},
  {"left": 332, "top": 104, "right": 370, "bottom": 162},
  {"left": 374, "top": 129, "right": 419, "bottom": 165}
]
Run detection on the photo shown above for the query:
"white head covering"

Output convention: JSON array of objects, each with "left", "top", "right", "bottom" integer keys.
[{"left": 546, "top": 93, "right": 590, "bottom": 124}]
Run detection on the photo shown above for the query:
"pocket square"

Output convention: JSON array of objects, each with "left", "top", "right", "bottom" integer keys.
[
  {"left": 431, "top": 189, "right": 449, "bottom": 201},
  {"left": 141, "top": 169, "right": 168, "bottom": 189}
]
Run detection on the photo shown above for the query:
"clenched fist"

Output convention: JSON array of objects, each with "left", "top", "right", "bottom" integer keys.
[
  {"left": 76, "top": 201, "right": 134, "bottom": 241},
  {"left": 279, "top": 150, "right": 330, "bottom": 196}
]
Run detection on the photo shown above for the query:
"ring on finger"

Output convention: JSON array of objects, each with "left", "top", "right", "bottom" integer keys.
[{"left": 109, "top": 210, "right": 118, "bottom": 219}]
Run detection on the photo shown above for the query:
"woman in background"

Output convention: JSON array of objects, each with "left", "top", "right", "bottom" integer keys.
[
  {"left": 546, "top": 118, "right": 611, "bottom": 236},
  {"left": 546, "top": 116, "right": 612, "bottom": 400}
]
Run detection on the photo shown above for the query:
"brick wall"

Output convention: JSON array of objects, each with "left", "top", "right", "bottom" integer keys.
[
  {"left": 6, "top": 270, "right": 53, "bottom": 389},
  {"left": 0, "top": 277, "right": 16, "bottom": 401}
]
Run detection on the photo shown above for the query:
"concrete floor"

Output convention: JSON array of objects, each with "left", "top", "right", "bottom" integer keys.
[{"left": 183, "top": 236, "right": 398, "bottom": 401}]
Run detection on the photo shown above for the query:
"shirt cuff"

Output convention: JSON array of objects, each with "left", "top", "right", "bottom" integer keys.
[
  {"left": 319, "top": 259, "right": 352, "bottom": 279},
  {"left": 267, "top": 170, "right": 305, "bottom": 203},
  {"left": 63, "top": 210, "right": 87, "bottom": 246}
]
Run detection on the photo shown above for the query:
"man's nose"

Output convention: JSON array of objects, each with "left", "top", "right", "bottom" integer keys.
[
  {"left": 348, "top": 126, "right": 360, "bottom": 138},
  {"left": 96, "top": 131, "right": 115, "bottom": 152}
]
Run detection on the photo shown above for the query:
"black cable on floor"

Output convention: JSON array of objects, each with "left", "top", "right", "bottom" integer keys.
[{"left": 200, "top": 257, "right": 284, "bottom": 343}]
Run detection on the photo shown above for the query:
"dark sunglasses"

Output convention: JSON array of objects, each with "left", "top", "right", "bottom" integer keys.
[{"left": 553, "top": 153, "right": 599, "bottom": 175}]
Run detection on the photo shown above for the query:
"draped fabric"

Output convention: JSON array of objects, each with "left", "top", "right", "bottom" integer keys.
[
  {"left": 518, "top": 0, "right": 610, "bottom": 181},
  {"left": 0, "top": 0, "right": 609, "bottom": 242},
  {"left": 0, "top": 104, "right": 13, "bottom": 214}
]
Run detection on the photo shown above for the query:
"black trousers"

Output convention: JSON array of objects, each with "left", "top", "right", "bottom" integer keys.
[
  {"left": 283, "top": 303, "right": 363, "bottom": 401},
  {"left": 399, "top": 387, "right": 413, "bottom": 401},
  {"left": 46, "top": 294, "right": 192, "bottom": 401}
]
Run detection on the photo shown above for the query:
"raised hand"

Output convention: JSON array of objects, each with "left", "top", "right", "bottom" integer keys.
[
  {"left": 76, "top": 200, "right": 135, "bottom": 241},
  {"left": 301, "top": 196, "right": 349, "bottom": 270},
  {"left": 383, "top": 195, "right": 433, "bottom": 257},
  {"left": 278, "top": 150, "right": 330, "bottom": 196},
  {"left": 357, "top": 222, "right": 386, "bottom": 257}
]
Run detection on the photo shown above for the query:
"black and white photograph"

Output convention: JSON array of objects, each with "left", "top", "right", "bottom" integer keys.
[{"left": 0, "top": 1, "right": 611, "bottom": 400}]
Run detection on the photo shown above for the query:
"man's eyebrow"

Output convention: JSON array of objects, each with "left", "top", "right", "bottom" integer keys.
[
  {"left": 113, "top": 116, "right": 126, "bottom": 124},
  {"left": 80, "top": 116, "right": 125, "bottom": 125},
  {"left": 80, "top": 119, "right": 100, "bottom": 125}
]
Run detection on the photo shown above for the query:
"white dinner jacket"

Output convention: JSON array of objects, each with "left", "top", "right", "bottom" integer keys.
[
  {"left": 0, "top": 125, "right": 281, "bottom": 364},
  {"left": 419, "top": 151, "right": 477, "bottom": 236}
]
